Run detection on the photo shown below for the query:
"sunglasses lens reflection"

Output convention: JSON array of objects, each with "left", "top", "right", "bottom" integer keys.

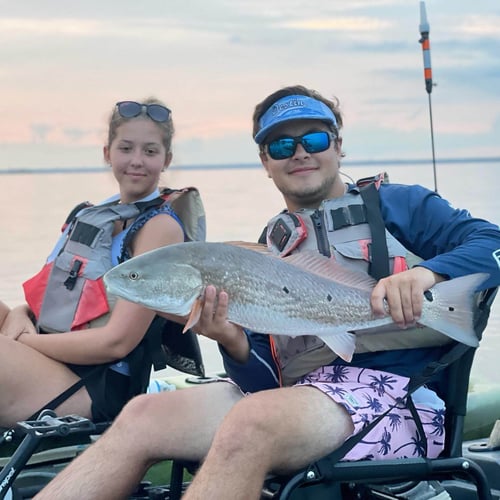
[
  {"left": 268, "top": 132, "right": 332, "bottom": 160},
  {"left": 117, "top": 101, "right": 142, "bottom": 118},
  {"left": 116, "top": 102, "right": 171, "bottom": 123},
  {"left": 147, "top": 104, "right": 170, "bottom": 122}
]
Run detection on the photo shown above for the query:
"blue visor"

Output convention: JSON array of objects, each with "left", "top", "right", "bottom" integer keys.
[{"left": 254, "top": 95, "right": 337, "bottom": 144}]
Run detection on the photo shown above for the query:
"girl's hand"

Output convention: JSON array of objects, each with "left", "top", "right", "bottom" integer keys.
[{"left": 0, "top": 304, "right": 37, "bottom": 340}]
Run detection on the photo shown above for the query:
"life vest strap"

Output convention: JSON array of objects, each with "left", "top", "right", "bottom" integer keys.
[
  {"left": 359, "top": 182, "right": 390, "bottom": 280},
  {"left": 329, "top": 204, "right": 368, "bottom": 230}
]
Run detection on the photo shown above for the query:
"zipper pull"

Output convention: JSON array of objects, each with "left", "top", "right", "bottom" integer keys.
[{"left": 311, "top": 210, "right": 331, "bottom": 257}]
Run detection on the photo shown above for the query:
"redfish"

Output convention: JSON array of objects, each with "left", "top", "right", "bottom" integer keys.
[{"left": 103, "top": 241, "right": 487, "bottom": 362}]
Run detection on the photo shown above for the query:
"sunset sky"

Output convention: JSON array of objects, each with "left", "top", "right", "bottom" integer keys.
[{"left": 1, "top": 0, "right": 499, "bottom": 170}]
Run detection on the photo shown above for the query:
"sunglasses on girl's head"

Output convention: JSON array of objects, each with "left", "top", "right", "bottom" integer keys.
[
  {"left": 116, "top": 101, "right": 171, "bottom": 123},
  {"left": 266, "top": 131, "right": 336, "bottom": 160}
]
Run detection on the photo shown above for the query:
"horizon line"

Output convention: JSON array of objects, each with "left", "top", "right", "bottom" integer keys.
[{"left": 0, "top": 155, "right": 499, "bottom": 175}]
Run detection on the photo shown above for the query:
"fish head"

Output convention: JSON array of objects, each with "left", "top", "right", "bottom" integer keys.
[{"left": 103, "top": 256, "right": 204, "bottom": 317}]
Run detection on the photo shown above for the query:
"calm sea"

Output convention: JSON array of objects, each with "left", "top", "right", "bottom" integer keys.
[{"left": 1, "top": 162, "right": 498, "bottom": 382}]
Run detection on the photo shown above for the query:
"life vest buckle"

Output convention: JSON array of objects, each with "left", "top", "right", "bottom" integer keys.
[{"left": 64, "top": 259, "right": 83, "bottom": 291}]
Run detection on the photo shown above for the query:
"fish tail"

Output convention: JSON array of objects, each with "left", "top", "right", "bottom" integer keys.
[{"left": 419, "top": 272, "right": 489, "bottom": 347}]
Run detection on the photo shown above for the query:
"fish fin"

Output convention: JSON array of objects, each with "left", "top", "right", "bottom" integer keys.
[
  {"left": 224, "top": 241, "right": 272, "bottom": 255},
  {"left": 224, "top": 242, "right": 376, "bottom": 294},
  {"left": 418, "top": 272, "right": 490, "bottom": 347},
  {"left": 318, "top": 332, "right": 356, "bottom": 363},
  {"left": 283, "top": 251, "right": 377, "bottom": 292},
  {"left": 183, "top": 298, "right": 203, "bottom": 333}
]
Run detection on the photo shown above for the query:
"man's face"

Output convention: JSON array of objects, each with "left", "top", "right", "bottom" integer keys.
[{"left": 260, "top": 119, "right": 343, "bottom": 212}]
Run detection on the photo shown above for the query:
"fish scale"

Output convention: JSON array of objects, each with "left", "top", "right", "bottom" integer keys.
[
  {"left": 103, "top": 241, "right": 488, "bottom": 362},
  {"left": 194, "top": 248, "right": 376, "bottom": 331},
  {"left": 198, "top": 255, "right": 351, "bottom": 326}
]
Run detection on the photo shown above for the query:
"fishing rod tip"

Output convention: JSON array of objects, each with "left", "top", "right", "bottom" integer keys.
[{"left": 419, "top": 1, "right": 430, "bottom": 33}]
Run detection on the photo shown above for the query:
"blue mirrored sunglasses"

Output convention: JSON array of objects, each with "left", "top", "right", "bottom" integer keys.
[
  {"left": 266, "top": 131, "right": 335, "bottom": 160},
  {"left": 116, "top": 101, "right": 171, "bottom": 123}
]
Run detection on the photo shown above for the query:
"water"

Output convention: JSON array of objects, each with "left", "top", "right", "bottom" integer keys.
[{"left": 1, "top": 162, "right": 499, "bottom": 383}]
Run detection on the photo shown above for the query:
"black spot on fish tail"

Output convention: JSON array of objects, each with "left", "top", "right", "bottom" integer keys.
[
  {"left": 327, "top": 294, "right": 333, "bottom": 302},
  {"left": 282, "top": 286, "right": 290, "bottom": 294},
  {"left": 423, "top": 290, "right": 433, "bottom": 302}
]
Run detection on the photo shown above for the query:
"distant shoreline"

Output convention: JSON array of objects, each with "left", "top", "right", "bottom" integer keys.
[{"left": 1, "top": 156, "right": 499, "bottom": 175}]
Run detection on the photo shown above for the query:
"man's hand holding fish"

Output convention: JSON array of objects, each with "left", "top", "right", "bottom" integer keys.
[
  {"left": 371, "top": 266, "right": 446, "bottom": 328},
  {"left": 191, "top": 285, "right": 250, "bottom": 364}
]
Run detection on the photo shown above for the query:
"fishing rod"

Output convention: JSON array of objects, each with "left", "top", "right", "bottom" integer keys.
[{"left": 418, "top": 1, "right": 438, "bottom": 193}]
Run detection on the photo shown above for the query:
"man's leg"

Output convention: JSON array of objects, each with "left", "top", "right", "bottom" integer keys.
[
  {"left": 34, "top": 381, "right": 242, "bottom": 500},
  {"left": 184, "top": 385, "right": 354, "bottom": 500}
]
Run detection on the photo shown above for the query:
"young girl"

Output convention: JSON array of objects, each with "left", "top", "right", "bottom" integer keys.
[{"left": 0, "top": 99, "right": 186, "bottom": 427}]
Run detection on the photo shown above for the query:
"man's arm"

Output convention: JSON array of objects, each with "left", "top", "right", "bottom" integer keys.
[
  {"left": 220, "top": 331, "right": 280, "bottom": 392},
  {"left": 380, "top": 183, "right": 500, "bottom": 289}
]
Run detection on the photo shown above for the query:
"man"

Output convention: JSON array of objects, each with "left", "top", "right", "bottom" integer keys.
[{"left": 35, "top": 86, "right": 500, "bottom": 500}]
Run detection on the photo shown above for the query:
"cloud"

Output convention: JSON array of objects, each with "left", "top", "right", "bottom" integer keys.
[
  {"left": 0, "top": 18, "right": 103, "bottom": 37},
  {"left": 280, "top": 17, "right": 392, "bottom": 32},
  {"left": 63, "top": 127, "right": 94, "bottom": 143},
  {"left": 0, "top": 0, "right": 499, "bottom": 171},
  {"left": 454, "top": 15, "right": 500, "bottom": 38},
  {"left": 31, "top": 123, "right": 53, "bottom": 143}
]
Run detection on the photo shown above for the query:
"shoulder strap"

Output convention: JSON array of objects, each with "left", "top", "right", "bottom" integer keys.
[
  {"left": 119, "top": 187, "right": 207, "bottom": 263},
  {"left": 359, "top": 182, "right": 390, "bottom": 280},
  {"left": 161, "top": 187, "right": 206, "bottom": 242},
  {"left": 61, "top": 201, "right": 93, "bottom": 232}
]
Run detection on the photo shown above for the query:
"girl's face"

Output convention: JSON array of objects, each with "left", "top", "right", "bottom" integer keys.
[{"left": 103, "top": 117, "right": 172, "bottom": 203}]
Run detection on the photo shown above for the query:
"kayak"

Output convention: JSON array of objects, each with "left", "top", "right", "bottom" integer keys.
[{"left": 1, "top": 374, "right": 499, "bottom": 499}]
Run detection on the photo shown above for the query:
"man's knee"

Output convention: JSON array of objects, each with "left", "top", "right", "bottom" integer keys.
[
  {"left": 113, "top": 393, "right": 164, "bottom": 431},
  {"left": 216, "top": 395, "right": 274, "bottom": 448}
]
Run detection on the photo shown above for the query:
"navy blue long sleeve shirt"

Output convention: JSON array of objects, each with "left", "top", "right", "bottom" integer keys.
[{"left": 221, "top": 183, "right": 500, "bottom": 393}]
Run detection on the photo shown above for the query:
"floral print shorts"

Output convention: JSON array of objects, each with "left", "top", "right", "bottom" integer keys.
[{"left": 294, "top": 365, "right": 446, "bottom": 461}]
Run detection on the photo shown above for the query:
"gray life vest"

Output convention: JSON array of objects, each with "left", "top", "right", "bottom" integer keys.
[
  {"left": 23, "top": 198, "right": 169, "bottom": 333},
  {"left": 265, "top": 183, "right": 451, "bottom": 386},
  {"left": 23, "top": 186, "right": 207, "bottom": 335},
  {"left": 19, "top": 188, "right": 206, "bottom": 416}
]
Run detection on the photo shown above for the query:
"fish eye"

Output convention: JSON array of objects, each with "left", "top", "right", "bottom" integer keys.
[{"left": 129, "top": 271, "right": 139, "bottom": 281}]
